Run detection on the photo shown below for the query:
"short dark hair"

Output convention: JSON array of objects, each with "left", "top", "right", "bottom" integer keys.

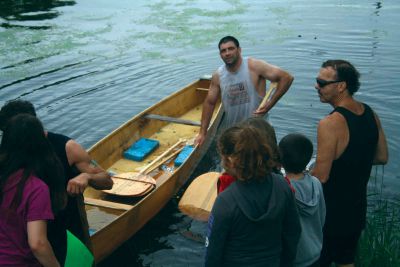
[
  {"left": 279, "top": 133, "right": 313, "bottom": 174},
  {"left": 321, "top": 60, "right": 360, "bottom": 95},
  {"left": 218, "top": 36, "right": 240, "bottom": 50},
  {"left": 0, "top": 100, "right": 36, "bottom": 131}
]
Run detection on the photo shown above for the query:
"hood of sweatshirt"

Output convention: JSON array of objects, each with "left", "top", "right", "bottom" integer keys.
[
  {"left": 230, "top": 172, "right": 289, "bottom": 222},
  {"left": 290, "top": 172, "right": 323, "bottom": 217}
]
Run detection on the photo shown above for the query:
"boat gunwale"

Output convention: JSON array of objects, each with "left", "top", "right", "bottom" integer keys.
[{"left": 85, "top": 78, "right": 222, "bottom": 262}]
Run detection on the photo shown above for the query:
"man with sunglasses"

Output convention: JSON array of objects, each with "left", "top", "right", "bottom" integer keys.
[
  {"left": 311, "top": 60, "right": 388, "bottom": 267},
  {"left": 194, "top": 35, "right": 294, "bottom": 146}
]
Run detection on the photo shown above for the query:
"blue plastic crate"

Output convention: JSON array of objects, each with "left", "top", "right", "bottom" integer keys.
[
  {"left": 123, "top": 138, "right": 159, "bottom": 161},
  {"left": 174, "top": 145, "right": 194, "bottom": 167}
]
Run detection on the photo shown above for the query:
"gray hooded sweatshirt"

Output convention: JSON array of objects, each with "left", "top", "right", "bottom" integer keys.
[
  {"left": 205, "top": 173, "right": 301, "bottom": 267},
  {"left": 289, "top": 172, "right": 326, "bottom": 267}
]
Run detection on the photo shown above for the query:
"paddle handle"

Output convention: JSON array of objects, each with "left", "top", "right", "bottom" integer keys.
[
  {"left": 258, "top": 82, "right": 277, "bottom": 109},
  {"left": 143, "top": 145, "right": 185, "bottom": 174},
  {"left": 111, "top": 175, "right": 156, "bottom": 185},
  {"left": 140, "top": 139, "right": 186, "bottom": 174},
  {"left": 112, "top": 146, "right": 185, "bottom": 184}
]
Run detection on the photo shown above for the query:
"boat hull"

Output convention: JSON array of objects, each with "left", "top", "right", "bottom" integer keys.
[{"left": 83, "top": 78, "right": 222, "bottom": 262}]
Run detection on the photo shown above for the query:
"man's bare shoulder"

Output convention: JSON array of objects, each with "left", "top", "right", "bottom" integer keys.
[
  {"left": 319, "top": 111, "right": 347, "bottom": 132},
  {"left": 210, "top": 71, "right": 221, "bottom": 87},
  {"left": 65, "top": 139, "right": 89, "bottom": 165},
  {"left": 248, "top": 57, "right": 267, "bottom": 70},
  {"left": 211, "top": 70, "right": 220, "bottom": 80}
]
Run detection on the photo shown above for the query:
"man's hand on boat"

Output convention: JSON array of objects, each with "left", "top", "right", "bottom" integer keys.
[{"left": 194, "top": 132, "right": 206, "bottom": 147}]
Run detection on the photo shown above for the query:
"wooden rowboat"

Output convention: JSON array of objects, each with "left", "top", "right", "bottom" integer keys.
[{"left": 82, "top": 77, "right": 222, "bottom": 263}]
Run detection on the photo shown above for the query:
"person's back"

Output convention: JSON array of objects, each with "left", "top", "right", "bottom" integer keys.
[
  {"left": 0, "top": 171, "right": 54, "bottom": 267},
  {"left": 205, "top": 125, "right": 301, "bottom": 267},
  {"left": 324, "top": 104, "right": 377, "bottom": 236},
  {"left": 46, "top": 132, "right": 83, "bottom": 265},
  {"left": 208, "top": 172, "right": 299, "bottom": 267},
  {"left": 0, "top": 99, "right": 113, "bottom": 266},
  {"left": 279, "top": 133, "right": 326, "bottom": 267},
  {"left": 0, "top": 114, "right": 65, "bottom": 267}
]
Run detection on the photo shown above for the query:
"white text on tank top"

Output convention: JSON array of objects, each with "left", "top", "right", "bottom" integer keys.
[{"left": 218, "top": 57, "right": 262, "bottom": 127}]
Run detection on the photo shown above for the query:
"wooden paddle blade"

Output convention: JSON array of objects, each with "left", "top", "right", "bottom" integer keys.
[
  {"left": 102, "top": 172, "right": 156, "bottom": 197},
  {"left": 178, "top": 172, "right": 220, "bottom": 221}
]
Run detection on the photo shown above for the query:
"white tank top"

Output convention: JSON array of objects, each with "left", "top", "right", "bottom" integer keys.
[{"left": 218, "top": 57, "right": 262, "bottom": 128}]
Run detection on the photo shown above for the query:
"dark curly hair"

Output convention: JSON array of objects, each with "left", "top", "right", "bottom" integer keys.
[{"left": 321, "top": 59, "right": 360, "bottom": 95}]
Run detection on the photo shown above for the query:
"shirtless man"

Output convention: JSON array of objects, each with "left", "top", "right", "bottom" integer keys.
[
  {"left": 311, "top": 60, "right": 388, "bottom": 267},
  {"left": 194, "top": 36, "right": 294, "bottom": 146},
  {"left": 0, "top": 100, "right": 113, "bottom": 265}
]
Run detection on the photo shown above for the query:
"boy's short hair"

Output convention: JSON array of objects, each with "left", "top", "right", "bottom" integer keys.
[{"left": 279, "top": 133, "right": 313, "bottom": 174}]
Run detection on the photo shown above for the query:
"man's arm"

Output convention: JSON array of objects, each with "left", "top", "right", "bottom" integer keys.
[
  {"left": 194, "top": 73, "right": 221, "bottom": 146},
  {"left": 250, "top": 58, "right": 294, "bottom": 115},
  {"left": 311, "top": 116, "right": 341, "bottom": 183},
  {"left": 66, "top": 140, "right": 113, "bottom": 195},
  {"left": 372, "top": 112, "right": 388, "bottom": 165}
]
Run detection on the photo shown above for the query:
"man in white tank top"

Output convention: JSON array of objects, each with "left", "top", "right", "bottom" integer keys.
[{"left": 195, "top": 36, "right": 294, "bottom": 146}]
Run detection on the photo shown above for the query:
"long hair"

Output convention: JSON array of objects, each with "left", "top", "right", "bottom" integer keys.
[
  {"left": 0, "top": 114, "right": 66, "bottom": 213},
  {"left": 239, "top": 117, "right": 281, "bottom": 169},
  {"left": 218, "top": 125, "right": 274, "bottom": 181}
]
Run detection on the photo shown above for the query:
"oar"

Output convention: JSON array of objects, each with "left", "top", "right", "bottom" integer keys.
[
  {"left": 102, "top": 140, "right": 186, "bottom": 197},
  {"left": 178, "top": 172, "right": 221, "bottom": 222},
  {"left": 256, "top": 82, "right": 277, "bottom": 113},
  {"left": 113, "top": 145, "right": 185, "bottom": 185},
  {"left": 135, "top": 139, "right": 186, "bottom": 173}
]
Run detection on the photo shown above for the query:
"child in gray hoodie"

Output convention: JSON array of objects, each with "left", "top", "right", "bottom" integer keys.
[{"left": 279, "top": 133, "right": 326, "bottom": 267}]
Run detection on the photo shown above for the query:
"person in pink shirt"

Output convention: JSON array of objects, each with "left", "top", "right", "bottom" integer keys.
[{"left": 0, "top": 114, "right": 66, "bottom": 267}]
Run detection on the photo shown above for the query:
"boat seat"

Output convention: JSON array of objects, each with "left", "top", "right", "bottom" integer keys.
[{"left": 84, "top": 197, "right": 133, "bottom": 211}]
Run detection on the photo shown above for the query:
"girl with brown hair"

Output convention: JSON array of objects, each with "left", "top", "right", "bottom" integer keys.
[{"left": 205, "top": 124, "right": 301, "bottom": 267}]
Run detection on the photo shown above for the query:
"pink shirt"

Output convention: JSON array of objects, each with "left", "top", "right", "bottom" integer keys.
[{"left": 0, "top": 170, "right": 54, "bottom": 267}]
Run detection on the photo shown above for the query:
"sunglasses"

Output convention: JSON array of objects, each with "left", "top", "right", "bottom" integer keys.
[{"left": 316, "top": 78, "right": 343, "bottom": 88}]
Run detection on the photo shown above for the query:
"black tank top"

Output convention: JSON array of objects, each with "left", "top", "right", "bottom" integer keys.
[
  {"left": 323, "top": 103, "right": 378, "bottom": 236},
  {"left": 47, "top": 132, "right": 84, "bottom": 265}
]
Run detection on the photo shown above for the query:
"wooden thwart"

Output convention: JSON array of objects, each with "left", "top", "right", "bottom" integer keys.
[
  {"left": 178, "top": 172, "right": 220, "bottom": 222},
  {"left": 84, "top": 197, "right": 133, "bottom": 211},
  {"left": 144, "top": 114, "right": 201, "bottom": 127}
]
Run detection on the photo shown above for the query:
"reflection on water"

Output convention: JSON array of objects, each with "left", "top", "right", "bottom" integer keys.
[
  {"left": 0, "top": 0, "right": 75, "bottom": 21},
  {"left": 0, "top": 0, "right": 399, "bottom": 266}
]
